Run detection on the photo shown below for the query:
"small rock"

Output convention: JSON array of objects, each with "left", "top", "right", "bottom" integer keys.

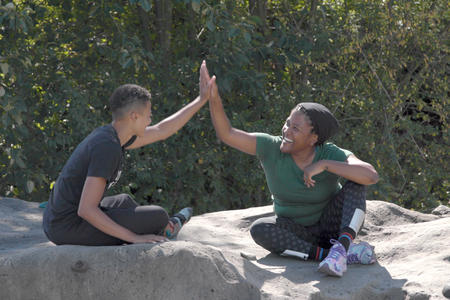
[
  {"left": 443, "top": 284, "right": 450, "bottom": 299},
  {"left": 432, "top": 205, "right": 450, "bottom": 216},
  {"left": 240, "top": 251, "right": 257, "bottom": 261},
  {"left": 71, "top": 260, "right": 89, "bottom": 273}
]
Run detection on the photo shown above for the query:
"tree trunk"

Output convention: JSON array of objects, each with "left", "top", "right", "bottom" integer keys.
[
  {"left": 154, "top": 0, "right": 172, "bottom": 57},
  {"left": 248, "top": 0, "right": 267, "bottom": 72},
  {"left": 184, "top": 3, "right": 199, "bottom": 58},
  {"left": 309, "top": 0, "right": 318, "bottom": 26},
  {"left": 137, "top": 6, "right": 152, "bottom": 53},
  {"left": 248, "top": 0, "right": 267, "bottom": 29}
]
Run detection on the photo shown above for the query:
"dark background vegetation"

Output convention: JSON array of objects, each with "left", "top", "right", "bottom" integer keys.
[{"left": 1, "top": 0, "right": 448, "bottom": 214}]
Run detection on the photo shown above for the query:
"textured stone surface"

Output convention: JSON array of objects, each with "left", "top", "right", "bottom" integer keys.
[
  {"left": 1, "top": 197, "right": 449, "bottom": 300},
  {"left": 443, "top": 284, "right": 450, "bottom": 299},
  {"left": 432, "top": 204, "right": 450, "bottom": 216}
]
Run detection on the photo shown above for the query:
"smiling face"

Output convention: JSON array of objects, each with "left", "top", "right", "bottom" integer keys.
[{"left": 280, "top": 110, "right": 318, "bottom": 154}]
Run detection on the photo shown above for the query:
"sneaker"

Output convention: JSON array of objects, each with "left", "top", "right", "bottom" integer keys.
[
  {"left": 317, "top": 239, "right": 347, "bottom": 277},
  {"left": 347, "top": 241, "right": 376, "bottom": 265},
  {"left": 175, "top": 207, "right": 193, "bottom": 224},
  {"left": 164, "top": 207, "right": 193, "bottom": 239}
]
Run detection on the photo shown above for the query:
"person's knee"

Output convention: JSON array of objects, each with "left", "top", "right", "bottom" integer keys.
[
  {"left": 250, "top": 223, "right": 286, "bottom": 254},
  {"left": 345, "top": 181, "right": 367, "bottom": 192},
  {"left": 132, "top": 205, "right": 169, "bottom": 234},
  {"left": 250, "top": 221, "right": 274, "bottom": 248},
  {"left": 115, "top": 193, "right": 130, "bottom": 200},
  {"left": 153, "top": 206, "right": 169, "bottom": 226},
  {"left": 249, "top": 222, "right": 263, "bottom": 239},
  {"left": 121, "top": 193, "right": 138, "bottom": 204},
  {"left": 250, "top": 218, "right": 270, "bottom": 239},
  {"left": 115, "top": 193, "right": 138, "bottom": 208}
]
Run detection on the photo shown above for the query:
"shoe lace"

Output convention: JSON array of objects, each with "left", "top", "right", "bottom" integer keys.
[{"left": 328, "top": 240, "right": 346, "bottom": 259}]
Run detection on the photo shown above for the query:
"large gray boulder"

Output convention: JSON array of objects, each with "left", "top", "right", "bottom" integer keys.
[{"left": 1, "top": 197, "right": 449, "bottom": 300}]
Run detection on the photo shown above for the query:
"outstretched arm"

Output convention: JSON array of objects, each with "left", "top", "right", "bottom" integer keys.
[
  {"left": 303, "top": 154, "right": 379, "bottom": 187},
  {"left": 126, "top": 61, "right": 212, "bottom": 149},
  {"left": 207, "top": 71, "right": 257, "bottom": 155}
]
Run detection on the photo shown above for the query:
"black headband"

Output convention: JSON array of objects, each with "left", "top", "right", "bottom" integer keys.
[{"left": 296, "top": 102, "right": 339, "bottom": 145}]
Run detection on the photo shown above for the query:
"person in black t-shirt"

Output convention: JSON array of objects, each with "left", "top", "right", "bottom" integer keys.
[{"left": 43, "top": 61, "right": 213, "bottom": 246}]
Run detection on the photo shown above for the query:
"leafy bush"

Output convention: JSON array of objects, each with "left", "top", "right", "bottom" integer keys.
[{"left": 0, "top": 0, "right": 448, "bottom": 214}]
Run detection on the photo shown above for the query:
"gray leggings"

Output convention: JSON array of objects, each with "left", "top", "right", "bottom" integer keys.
[
  {"left": 250, "top": 181, "right": 366, "bottom": 254},
  {"left": 45, "top": 194, "right": 169, "bottom": 246}
]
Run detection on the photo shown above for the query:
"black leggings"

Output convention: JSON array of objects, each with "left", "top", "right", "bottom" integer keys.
[
  {"left": 46, "top": 194, "right": 169, "bottom": 246},
  {"left": 249, "top": 181, "right": 366, "bottom": 255}
]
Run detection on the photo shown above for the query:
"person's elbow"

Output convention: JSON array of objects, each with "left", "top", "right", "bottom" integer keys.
[
  {"left": 152, "top": 123, "right": 172, "bottom": 142},
  {"left": 366, "top": 168, "right": 379, "bottom": 185},
  {"left": 77, "top": 205, "right": 86, "bottom": 219},
  {"left": 216, "top": 128, "right": 233, "bottom": 144},
  {"left": 217, "top": 132, "right": 230, "bottom": 144},
  {"left": 77, "top": 203, "right": 92, "bottom": 220}
]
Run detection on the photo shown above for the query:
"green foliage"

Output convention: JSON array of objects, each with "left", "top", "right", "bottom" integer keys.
[{"left": 0, "top": 0, "right": 448, "bottom": 214}]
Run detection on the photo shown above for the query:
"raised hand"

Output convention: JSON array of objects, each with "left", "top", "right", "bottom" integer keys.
[
  {"left": 199, "top": 60, "right": 213, "bottom": 102},
  {"left": 202, "top": 61, "right": 218, "bottom": 100},
  {"left": 205, "top": 61, "right": 257, "bottom": 155},
  {"left": 209, "top": 75, "right": 218, "bottom": 100}
]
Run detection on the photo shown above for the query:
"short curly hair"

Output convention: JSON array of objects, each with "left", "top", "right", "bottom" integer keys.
[{"left": 109, "top": 84, "right": 151, "bottom": 120}]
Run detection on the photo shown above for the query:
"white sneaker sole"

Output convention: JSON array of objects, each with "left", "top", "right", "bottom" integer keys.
[{"left": 317, "top": 262, "right": 345, "bottom": 277}]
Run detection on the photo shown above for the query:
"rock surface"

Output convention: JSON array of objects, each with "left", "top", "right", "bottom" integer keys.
[
  {"left": 443, "top": 284, "right": 450, "bottom": 299},
  {"left": 1, "top": 197, "right": 449, "bottom": 300},
  {"left": 432, "top": 204, "right": 450, "bottom": 216}
]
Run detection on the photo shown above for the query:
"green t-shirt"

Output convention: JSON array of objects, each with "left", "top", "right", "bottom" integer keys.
[{"left": 255, "top": 133, "right": 353, "bottom": 226}]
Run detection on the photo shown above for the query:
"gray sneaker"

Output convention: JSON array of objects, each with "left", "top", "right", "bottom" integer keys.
[
  {"left": 175, "top": 207, "right": 193, "bottom": 225},
  {"left": 165, "top": 207, "right": 193, "bottom": 239}
]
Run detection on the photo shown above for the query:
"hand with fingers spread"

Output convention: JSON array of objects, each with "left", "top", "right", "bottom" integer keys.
[
  {"left": 204, "top": 61, "right": 257, "bottom": 155},
  {"left": 199, "top": 60, "right": 215, "bottom": 102},
  {"left": 201, "top": 61, "right": 218, "bottom": 100}
]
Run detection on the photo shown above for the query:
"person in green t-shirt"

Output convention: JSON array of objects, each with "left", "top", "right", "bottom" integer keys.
[{"left": 204, "top": 64, "right": 379, "bottom": 277}]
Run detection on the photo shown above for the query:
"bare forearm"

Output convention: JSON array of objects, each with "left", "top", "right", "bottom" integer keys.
[
  {"left": 78, "top": 206, "right": 137, "bottom": 243},
  {"left": 208, "top": 94, "right": 257, "bottom": 155},
  {"left": 209, "top": 95, "right": 232, "bottom": 142},
  {"left": 156, "top": 96, "right": 207, "bottom": 139},
  {"left": 320, "top": 160, "right": 379, "bottom": 185}
]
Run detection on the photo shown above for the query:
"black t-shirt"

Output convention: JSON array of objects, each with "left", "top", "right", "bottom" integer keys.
[{"left": 43, "top": 124, "right": 135, "bottom": 234}]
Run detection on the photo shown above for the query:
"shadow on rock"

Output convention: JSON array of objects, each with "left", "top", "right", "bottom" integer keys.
[{"left": 242, "top": 252, "right": 407, "bottom": 300}]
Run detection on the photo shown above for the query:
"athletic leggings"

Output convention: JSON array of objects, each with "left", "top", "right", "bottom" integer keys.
[
  {"left": 249, "top": 181, "right": 366, "bottom": 255},
  {"left": 45, "top": 194, "right": 169, "bottom": 246}
]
